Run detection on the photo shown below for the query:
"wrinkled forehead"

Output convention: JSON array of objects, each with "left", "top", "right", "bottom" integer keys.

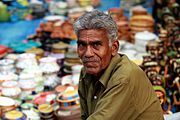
[{"left": 78, "top": 29, "right": 108, "bottom": 41}]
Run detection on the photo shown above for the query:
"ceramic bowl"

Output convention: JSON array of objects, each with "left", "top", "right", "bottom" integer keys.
[
  {"left": 0, "top": 96, "right": 16, "bottom": 114},
  {"left": 1, "top": 80, "right": 21, "bottom": 98},
  {"left": 3, "top": 110, "right": 27, "bottom": 120},
  {"left": 39, "top": 57, "right": 60, "bottom": 73}
]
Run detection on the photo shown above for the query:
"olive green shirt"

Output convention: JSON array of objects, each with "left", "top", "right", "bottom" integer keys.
[{"left": 78, "top": 54, "right": 164, "bottom": 120}]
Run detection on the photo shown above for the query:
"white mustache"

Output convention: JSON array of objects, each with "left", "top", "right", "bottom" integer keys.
[{"left": 81, "top": 57, "right": 99, "bottom": 63}]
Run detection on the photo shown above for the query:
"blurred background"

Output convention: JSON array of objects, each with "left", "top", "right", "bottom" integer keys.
[{"left": 0, "top": 0, "right": 179, "bottom": 120}]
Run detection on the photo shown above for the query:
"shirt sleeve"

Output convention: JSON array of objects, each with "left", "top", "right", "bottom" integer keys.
[{"left": 87, "top": 79, "right": 134, "bottom": 120}]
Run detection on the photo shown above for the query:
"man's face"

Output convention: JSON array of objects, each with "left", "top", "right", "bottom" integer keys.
[{"left": 77, "top": 29, "right": 113, "bottom": 75}]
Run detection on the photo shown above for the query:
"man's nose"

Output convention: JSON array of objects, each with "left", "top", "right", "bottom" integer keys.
[{"left": 85, "top": 46, "right": 94, "bottom": 57}]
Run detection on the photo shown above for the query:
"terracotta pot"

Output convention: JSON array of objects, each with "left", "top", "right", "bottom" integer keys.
[{"left": 108, "top": 8, "right": 123, "bottom": 21}]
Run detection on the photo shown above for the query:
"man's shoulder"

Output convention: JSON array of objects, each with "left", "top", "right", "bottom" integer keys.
[{"left": 108, "top": 54, "right": 144, "bottom": 86}]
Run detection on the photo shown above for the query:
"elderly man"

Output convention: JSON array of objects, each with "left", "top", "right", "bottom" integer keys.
[{"left": 73, "top": 10, "right": 164, "bottom": 120}]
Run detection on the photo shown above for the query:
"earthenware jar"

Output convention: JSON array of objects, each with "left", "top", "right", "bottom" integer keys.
[{"left": 108, "top": 8, "right": 123, "bottom": 21}]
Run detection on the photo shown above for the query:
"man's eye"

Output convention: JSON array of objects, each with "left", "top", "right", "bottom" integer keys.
[
  {"left": 78, "top": 43, "right": 85, "bottom": 48},
  {"left": 93, "top": 43, "right": 101, "bottom": 49}
]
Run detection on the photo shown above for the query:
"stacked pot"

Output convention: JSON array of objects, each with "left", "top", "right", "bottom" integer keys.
[{"left": 130, "top": 6, "right": 155, "bottom": 42}]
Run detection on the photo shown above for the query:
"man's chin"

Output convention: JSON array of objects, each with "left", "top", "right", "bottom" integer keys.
[{"left": 85, "top": 67, "right": 99, "bottom": 75}]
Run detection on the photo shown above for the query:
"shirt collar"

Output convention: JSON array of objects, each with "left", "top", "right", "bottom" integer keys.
[{"left": 81, "top": 54, "right": 122, "bottom": 88}]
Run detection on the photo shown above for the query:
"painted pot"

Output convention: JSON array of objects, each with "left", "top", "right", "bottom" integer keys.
[
  {"left": 56, "top": 86, "right": 79, "bottom": 110},
  {"left": 38, "top": 103, "right": 55, "bottom": 119},
  {"left": 3, "top": 110, "right": 27, "bottom": 120},
  {"left": 33, "top": 92, "right": 56, "bottom": 106}
]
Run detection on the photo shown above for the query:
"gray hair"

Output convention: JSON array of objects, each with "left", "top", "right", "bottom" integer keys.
[{"left": 73, "top": 9, "right": 118, "bottom": 43}]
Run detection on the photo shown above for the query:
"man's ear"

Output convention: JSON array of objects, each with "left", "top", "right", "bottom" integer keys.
[{"left": 111, "top": 40, "right": 119, "bottom": 56}]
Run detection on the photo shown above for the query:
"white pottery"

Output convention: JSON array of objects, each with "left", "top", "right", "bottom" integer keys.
[
  {"left": 0, "top": 96, "right": 16, "bottom": 113},
  {"left": 0, "top": 59, "right": 15, "bottom": 74},
  {"left": 71, "top": 65, "right": 82, "bottom": 85},
  {"left": 5, "top": 53, "right": 19, "bottom": 61},
  {"left": 135, "top": 31, "right": 158, "bottom": 53},
  {"left": 22, "top": 109, "right": 40, "bottom": 120},
  {"left": 43, "top": 73, "right": 60, "bottom": 88},
  {"left": 0, "top": 73, "right": 18, "bottom": 82},
  {"left": 18, "top": 73, "right": 36, "bottom": 90},
  {"left": 61, "top": 75, "right": 73, "bottom": 85},
  {"left": 22, "top": 66, "right": 43, "bottom": 84},
  {"left": 71, "top": 65, "right": 83, "bottom": 74},
  {"left": 1, "top": 81, "right": 21, "bottom": 98},
  {"left": 0, "top": 96, "right": 15, "bottom": 107},
  {"left": 39, "top": 57, "right": 60, "bottom": 74},
  {"left": 16, "top": 53, "right": 38, "bottom": 70}
]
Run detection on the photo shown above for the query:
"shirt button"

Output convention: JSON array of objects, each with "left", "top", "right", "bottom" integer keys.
[{"left": 94, "top": 96, "right": 97, "bottom": 100}]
